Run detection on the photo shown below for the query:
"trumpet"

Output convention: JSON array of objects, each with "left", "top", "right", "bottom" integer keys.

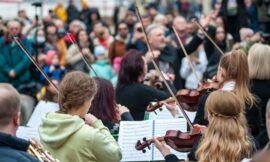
[{"left": 27, "top": 139, "right": 60, "bottom": 162}]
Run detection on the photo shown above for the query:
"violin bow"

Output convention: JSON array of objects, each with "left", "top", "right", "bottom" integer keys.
[
  {"left": 13, "top": 36, "right": 62, "bottom": 96},
  {"left": 135, "top": 7, "right": 193, "bottom": 128},
  {"left": 193, "top": 20, "right": 225, "bottom": 55},
  {"left": 66, "top": 33, "right": 98, "bottom": 76},
  {"left": 172, "top": 27, "right": 202, "bottom": 86}
]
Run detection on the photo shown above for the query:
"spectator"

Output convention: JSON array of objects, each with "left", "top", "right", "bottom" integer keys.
[
  {"left": 108, "top": 22, "right": 130, "bottom": 64},
  {"left": 67, "top": 29, "right": 94, "bottom": 71},
  {"left": 44, "top": 22, "right": 67, "bottom": 66},
  {"left": 31, "top": 27, "right": 47, "bottom": 65},
  {"left": 92, "top": 26, "right": 113, "bottom": 49},
  {"left": 86, "top": 7, "right": 104, "bottom": 33},
  {"left": 79, "top": 0, "right": 91, "bottom": 26},
  {"left": 144, "top": 2, "right": 159, "bottom": 21},
  {"left": 123, "top": 11, "right": 136, "bottom": 34},
  {"left": 180, "top": 43, "right": 207, "bottom": 89},
  {"left": 141, "top": 14, "right": 151, "bottom": 29},
  {"left": 204, "top": 25, "right": 228, "bottom": 79},
  {"left": 0, "top": 20, "right": 33, "bottom": 92},
  {"left": 171, "top": 16, "right": 189, "bottom": 48},
  {"left": 89, "top": 45, "right": 113, "bottom": 80},
  {"left": 254, "top": 0, "right": 270, "bottom": 34},
  {"left": 17, "top": 9, "right": 31, "bottom": 27},
  {"left": 111, "top": 56, "right": 122, "bottom": 87},
  {"left": 66, "top": 0, "right": 79, "bottom": 24},
  {"left": 0, "top": 17, "right": 7, "bottom": 37},
  {"left": 53, "top": 19, "right": 66, "bottom": 38},
  {"left": 42, "top": 50, "right": 66, "bottom": 83},
  {"left": 64, "top": 19, "right": 85, "bottom": 47},
  {"left": 54, "top": 1, "right": 67, "bottom": 23},
  {"left": 126, "top": 22, "right": 147, "bottom": 51},
  {"left": 221, "top": 0, "right": 248, "bottom": 42},
  {"left": 245, "top": 0, "right": 259, "bottom": 32}
]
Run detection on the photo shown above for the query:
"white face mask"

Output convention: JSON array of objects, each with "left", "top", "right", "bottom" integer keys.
[{"left": 37, "top": 36, "right": 45, "bottom": 43}]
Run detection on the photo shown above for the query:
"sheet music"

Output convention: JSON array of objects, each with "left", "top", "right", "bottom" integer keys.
[
  {"left": 27, "top": 100, "right": 59, "bottom": 127},
  {"left": 118, "top": 120, "right": 153, "bottom": 162},
  {"left": 148, "top": 105, "right": 175, "bottom": 120},
  {"left": 16, "top": 126, "right": 40, "bottom": 141},
  {"left": 152, "top": 119, "right": 188, "bottom": 161},
  {"left": 185, "top": 111, "right": 196, "bottom": 123}
]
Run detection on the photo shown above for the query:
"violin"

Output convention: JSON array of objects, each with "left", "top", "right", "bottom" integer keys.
[
  {"left": 136, "top": 128, "right": 202, "bottom": 153},
  {"left": 144, "top": 70, "right": 163, "bottom": 89},
  {"left": 197, "top": 79, "right": 220, "bottom": 93},
  {"left": 135, "top": 6, "right": 202, "bottom": 152},
  {"left": 146, "top": 97, "right": 192, "bottom": 112},
  {"left": 175, "top": 79, "right": 220, "bottom": 108}
]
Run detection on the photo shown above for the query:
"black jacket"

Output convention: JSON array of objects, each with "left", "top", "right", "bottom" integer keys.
[
  {"left": 0, "top": 132, "right": 39, "bottom": 162},
  {"left": 148, "top": 34, "right": 203, "bottom": 90},
  {"left": 116, "top": 83, "right": 170, "bottom": 120},
  {"left": 251, "top": 79, "right": 270, "bottom": 149},
  {"left": 193, "top": 90, "right": 261, "bottom": 138},
  {"left": 165, "top": 154, "right": 179, "bottom": 162}
]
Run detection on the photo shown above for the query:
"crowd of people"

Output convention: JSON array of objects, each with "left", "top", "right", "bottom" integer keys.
[{"left": 0, "top": 0, "right": 270, "bottom": 162}]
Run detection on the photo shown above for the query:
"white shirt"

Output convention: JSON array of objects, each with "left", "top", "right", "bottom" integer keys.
[{"left": 221, "top": 81, "right": 236, "bottom": 91}]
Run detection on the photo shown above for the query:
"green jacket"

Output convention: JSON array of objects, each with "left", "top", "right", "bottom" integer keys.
[
  {"left": 0, "top": 36, "right": 32, "bottom": 89},
  {"left": 39, "top": 112, "right": 122, "bottom": 162}
]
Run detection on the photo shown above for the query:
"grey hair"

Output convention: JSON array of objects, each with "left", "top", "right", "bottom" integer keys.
[{"left": 146, "top": 24, "right": 163, "bottom": 38}]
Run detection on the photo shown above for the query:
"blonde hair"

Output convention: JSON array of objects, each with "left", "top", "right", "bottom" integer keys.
[
  {"left": 248, "top": 43, "right": 270, "bottom": 80},
  {"left": 196, "top": 91, "right": 253, "bottom": 162},
  {"left": 219, "top": 49, "right": 255, "bottom": 107}
]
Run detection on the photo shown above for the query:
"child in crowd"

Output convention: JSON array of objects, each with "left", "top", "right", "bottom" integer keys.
[
  {"left": 89, "top": 45, "right": 113, "bottom": 80},
  {"left": 41, "top": 50, "right": 66, "bottom": 83}
]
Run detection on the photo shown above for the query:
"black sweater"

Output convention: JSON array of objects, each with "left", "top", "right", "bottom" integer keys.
[
  {"left": 193, "top": 90, "right": 261, "bottom": 138},
  {"left": 148, "top": 34, "right": 203, "bottom": 90},
  {"left": 116, "top": 83, "right": 170, "bottom": 120},
  {"left": 251, "top": 79, "right": 270, "bottom": 149}
]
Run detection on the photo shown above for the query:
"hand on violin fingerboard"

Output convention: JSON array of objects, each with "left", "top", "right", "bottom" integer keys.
[
  {"left": 193, "top": 124, "right": 207, "bottom": 134},
  {"left": 153, "top": 138, "right": 171, "bottom": 157}
]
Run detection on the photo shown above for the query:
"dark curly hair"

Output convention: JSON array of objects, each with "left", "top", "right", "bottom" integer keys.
[{"left": 59, "top": 71, "right": 97, "bottom": 113}]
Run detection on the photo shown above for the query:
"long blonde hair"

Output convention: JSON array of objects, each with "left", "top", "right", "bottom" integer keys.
[
  {"left": 248, "top": 43, "right": 270, "bottom": 80},
  {"left": 196, "top": 91, "right": 253, "bottom": 162},
  {"left": 219, "top": 49, "right": 255, "bottom": 107}
]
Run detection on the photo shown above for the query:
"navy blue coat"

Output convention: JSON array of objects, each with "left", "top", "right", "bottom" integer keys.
[{"left": 0, "top": 132, "right": 39, "bottom": 162}]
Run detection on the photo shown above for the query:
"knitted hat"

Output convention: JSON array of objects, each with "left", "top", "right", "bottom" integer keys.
[
  {"left": 46, "top": 50, "right": 57, "bottom": 64},
  {"left": 94, "top": 45, "right": 106, "bottom": 56}
]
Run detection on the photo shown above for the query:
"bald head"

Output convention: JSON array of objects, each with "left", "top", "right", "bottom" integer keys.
[
  {"left": 173, "top": 16, "right": 187, "bottom": 32},
  {"left": 0, "top": 84, "right": 21, "bottom": 127},
  {"left": 7, "top": 20, "right": 21, "bottom": 36}
]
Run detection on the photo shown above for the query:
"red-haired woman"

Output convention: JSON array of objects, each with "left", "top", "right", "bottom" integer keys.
[
  {"left": 89, "top": 77, "right": 133, "bottom": 134},
  {"left": 116, "top": 49, "right": 171, "bottom": 120}
]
